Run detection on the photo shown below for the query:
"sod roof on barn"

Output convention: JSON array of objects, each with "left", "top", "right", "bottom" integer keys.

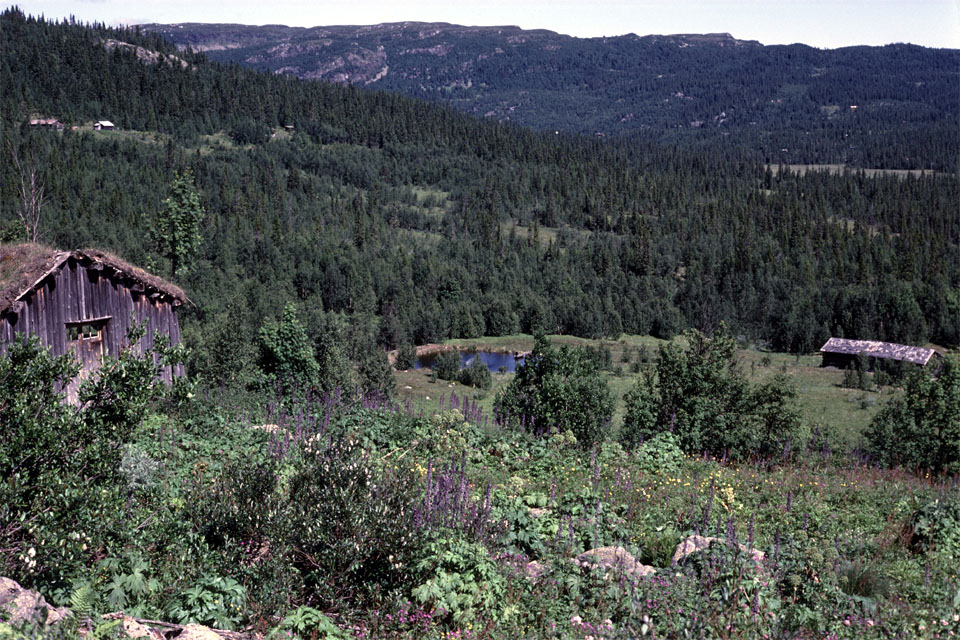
[
  {"left": 819, "top": 337, "right": 940, "bottom": 366},
  {"left": 0, "top": 243, "right": 186, "bottom": 315}
]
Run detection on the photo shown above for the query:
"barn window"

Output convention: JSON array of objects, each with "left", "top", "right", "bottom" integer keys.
[
  {"left": 67, "top": 322, "right": 102, "bottom": 341},
  {"left": 66, "top": 320, "right": 106, "bottom": 342}
]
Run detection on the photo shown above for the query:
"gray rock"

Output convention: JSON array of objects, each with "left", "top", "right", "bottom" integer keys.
[
  {"left": 523, "top": 560, "right": 548, "bottom": 581},
  {"left": 0, "top": 576, "right": 70, "bottom": 628},
  {"left": 672, "top": 535, "right": 766, "bottom": 568},
  {"left": 576, "top": 546, "right": 656, "bottom": 578},
  {"left": 175, "top": 623, "right": 226, "bottom": 639}
]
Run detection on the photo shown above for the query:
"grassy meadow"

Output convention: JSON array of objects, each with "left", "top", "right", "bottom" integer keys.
[{"left": 393, "top": 333, "right": 885, "bottom": 450}]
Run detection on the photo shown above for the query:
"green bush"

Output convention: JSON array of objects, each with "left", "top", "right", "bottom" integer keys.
[
  {"left": 167, "top": 575, "right": 247, "bottom": 630},
  {"left": 257, "top": 302, "right": 318, "bottom": 394},
  {"left": 268, "top": 606, "right": 347, "bottom": 639},
  {"left": 633, "top": 432, "right": 685, "bottom": 475},
  {"left": 0, "top": 330, "right": 161, "bottom": 593},
  {"left": 412, "top": 534, "right": 506, "bottom": 624},
  {"left": 458, "top": 356, "right": 492, "bottom": 389},
  {"left": 865, "top": 358, "right": 960, "bottom": 473},
  {"left": 395, "top": 343, "right": 417, "bottom": 370},
  {"left": 433, "top": 350, "right": 461, "bottom": 381},
  {"left": 494, "top": 335, "right": 614, "bottom": 448},
  {"left": 905, "top": 495, "right": 960, "bottom": 557},
  {"left": 621, "top": 325, "right": 802, "bottom": 459},
  {"left": 285, "top": 436, "right": 422, "bottom": 608}
]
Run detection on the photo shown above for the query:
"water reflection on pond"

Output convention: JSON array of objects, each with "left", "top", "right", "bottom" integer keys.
[{"left": 415, "top": 349, "right": 526, "bottom": 373}]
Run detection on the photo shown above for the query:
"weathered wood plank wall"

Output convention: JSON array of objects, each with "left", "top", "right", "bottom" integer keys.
[{"left": 0, "top": 256, "right": 184, "bottom": 390}]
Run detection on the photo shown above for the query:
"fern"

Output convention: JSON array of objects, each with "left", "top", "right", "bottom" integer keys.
[{"left": 69, "top": 584, "right": 95, "bottom": 619}]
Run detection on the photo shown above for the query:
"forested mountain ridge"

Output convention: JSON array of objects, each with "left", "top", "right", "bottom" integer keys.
[
  {"left": 1, "top": 9, "right": 957, "bottom": 388},
  {"left": 143, "top": 21, "right": 960, "bottom": 171}
]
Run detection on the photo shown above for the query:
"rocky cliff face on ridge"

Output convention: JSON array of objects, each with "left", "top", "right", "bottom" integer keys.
[{"left": 141, "top": 21, "right": 958, "bottom": 158}]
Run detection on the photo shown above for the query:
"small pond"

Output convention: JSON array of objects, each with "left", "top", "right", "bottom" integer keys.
[{"left": 415, "top": 349, "right": 526, "bottom": 373}]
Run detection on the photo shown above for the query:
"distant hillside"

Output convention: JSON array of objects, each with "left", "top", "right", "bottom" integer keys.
[
  {"left": 3, "top": 8, "right": 958, "bottom": 375},
  {"left": 144, "top": 21, "right": 960, "bottom": 170}
]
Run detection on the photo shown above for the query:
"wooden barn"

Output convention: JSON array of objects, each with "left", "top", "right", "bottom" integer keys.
[
  {"left": 819, "top": 337, "right": 941, "bottom": 369},
  {"left": 0, "top": 244, "right": 186, "bottom": 400}
]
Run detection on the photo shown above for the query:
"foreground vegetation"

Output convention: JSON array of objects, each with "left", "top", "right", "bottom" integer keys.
[{"left": 2, "top": 330, "right": 958, "bottom": 639}]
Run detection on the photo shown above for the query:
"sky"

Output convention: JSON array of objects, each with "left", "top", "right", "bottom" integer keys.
[{"left": 11, "top": 0, "right": 960, "bottom": 49}]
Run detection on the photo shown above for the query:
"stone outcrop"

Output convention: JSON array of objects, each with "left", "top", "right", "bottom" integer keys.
[
  {"left": 0, "top": 576, "right": 70, "bottom": 628},
  {"left": 672, "top": 535, "right": 766, "bottom": 568},
  {"left": 576, "top": 546, "right": 656, "bottom": 579},
  {"left": 0, "top": 576, "right": 258, "bottom": 638}
]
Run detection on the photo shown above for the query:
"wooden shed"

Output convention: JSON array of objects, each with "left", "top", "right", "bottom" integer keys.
[
  {"left": 819, "top": 337, "right": 941, "bottom": 369},
  {"left": 28, "top": 117, "right": 64, "bottom": 130},
  {"left": 0, "top": 244, "right": 186, "bottom": 400}
]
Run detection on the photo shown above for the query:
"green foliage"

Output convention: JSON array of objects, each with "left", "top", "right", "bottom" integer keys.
[
  {"left": 257, "top": 303, "right": 319, "bottom": 394},
  {"left": 491, "top": 494, "right": 554, "bottom": 560},
  {"left": 621, "top": 325, "right": 802, "bottom": 459},
  {"left": 433, "top": 350, "right": 461, "bottom": 382},
  {"left": 0, "top": 336, "right": 79, "bottom": 485},
  {"left": 412, "top": 534, "right": 506, "bottom": 624},
  {"left": 632, "top": 432, "right": 685, "bottom": 475},
  {"left": 268, "top": 606, "right": 347, "bottom": 639},
  {"left": 866, "top": 358, "right": 960, "bottom": 473},
  {"left": 904, "top": 495, "right": 960, "bottom": 557},
  {"left": 166, "top": 575, "right": 246, "bottom": 630},
  {"left": 494, "top": 336, "right": 614, "bottom": 447},
  {"left": 285, "top": 436, "right": 421, "bottom": 608},
  {"left": 394, "top": 343, "right": 417, "bottom": 370},
  {"left": 0, "top": 330, "right": 163, "bottom": 591},
  {"left": 97, "top": 553, "right": 161, "bottom": 616},
  {"left": 840, "top": 355, "right": 873, "bottom": 391},
  {"left": 458, "top": 356, "right": 492, "bottom": 390},
  {"left": 77, "top": 322, "right": 161, "bottom": 465},
  {"left": 837, "top": 558, "right": 890, "bottom": 600},
  {"left": 153, "top": 169, "right": 204, "bottom": 278},
  {"left": 619, "top": 372, "right": 659, "bottom": 451}
]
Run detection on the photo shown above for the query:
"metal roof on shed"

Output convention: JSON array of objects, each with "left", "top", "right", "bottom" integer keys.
[{"left": 819, "top": 337, "right": 939, "bottom": 366}]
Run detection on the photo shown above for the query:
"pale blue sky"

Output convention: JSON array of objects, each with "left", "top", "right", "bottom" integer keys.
[{"left": 11, "top": 0, "right": 960, "bottom": 49}]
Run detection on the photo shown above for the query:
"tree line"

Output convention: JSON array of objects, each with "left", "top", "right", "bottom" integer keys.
[{"left": 1, "top": 9, "right": 957, "bottom": 391}]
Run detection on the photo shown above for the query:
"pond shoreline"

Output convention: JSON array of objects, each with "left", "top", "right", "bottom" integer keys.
[{"left": 388, "top": 342, "right": 531, "bottom": 366}]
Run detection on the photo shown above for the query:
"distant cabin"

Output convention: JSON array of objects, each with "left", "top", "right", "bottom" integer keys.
[
  {"left": 0, "top": 244, "right": 186, "bottom": 401},
  {"left": 29, "top": 118, "right": 64, "bottom": 130},
  {"left": 94, "top": 120, "right": 115, "bottom": 131},
  {"left": 819, "top": 337, "right": 941, "bottom": 369}
]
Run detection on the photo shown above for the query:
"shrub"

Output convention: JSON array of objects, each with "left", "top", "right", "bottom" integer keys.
[
  {"left": 494, "top": 335, "right": 614, "bottom": 447},
  {"left": 412, "top": 534, "right": 506, "bottom": 624},
  {"left": 0, "top": 330, "right": 162, "bottom": 592},
  {"left": 433, "top": 350, "right": 461, "bottom": 381},
  {"left": 621, "top": 325, "right": 802, "bottom": 459},
  {"left": 167, "top": 575, "right": 247, "bottom": 630},
  {"left": 865, "top": 358, "right": 960, "bottom": 473},
  {"left": 284, "top": 436, "right": 422, "bottom": 607},
  {"left": 458, "top": 356, "right": 491, "bottom": 389},
  {"left": 269, "top": 606, "right": 347, "bottom": 639},
  {"left": 904, "top": 495, "right": 960, "bottom": 556},
  {"left": 257, "top": 302, "right": 318, "bottom": 394},
  {"left": 395, "top": 343, "right": 417, "bottom": 370},
  {"left": 837, "top": 558, "right": 890, "bottom": 600},
  {"left": 633, "top": 432, "right": 685, "bottom": 475}
]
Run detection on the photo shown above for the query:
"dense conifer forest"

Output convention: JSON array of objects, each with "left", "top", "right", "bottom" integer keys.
[
  {"left": 148, "top": 22, "right": 960, "bottom": 172},
  {"left": 1, "top": 8, "right": 958, "bottom": 383}
]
